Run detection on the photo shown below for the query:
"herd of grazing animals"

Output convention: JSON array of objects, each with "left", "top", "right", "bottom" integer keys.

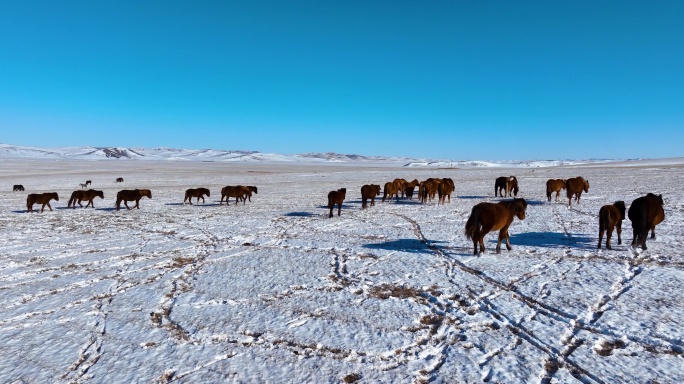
[{"left": 14, "top": 174, "right": 665, "bottom": 253}]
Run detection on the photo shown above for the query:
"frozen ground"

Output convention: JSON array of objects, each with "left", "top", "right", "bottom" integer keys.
[{"left": 0, "top": 159, "right": 682, "bottom": 383}]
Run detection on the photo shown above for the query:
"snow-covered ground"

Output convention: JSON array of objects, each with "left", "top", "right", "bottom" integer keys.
[{"left": 0, "top": 159, "right": 682, "bottom": 383}]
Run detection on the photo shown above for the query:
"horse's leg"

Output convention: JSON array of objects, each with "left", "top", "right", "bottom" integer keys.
[
  {"left": 617, "top": 220, "right": 622, "bottom": 245},
  {"left": 598, "top": 226, "right": 604, "bottom": 249},
  {"left": 606, "top": 224, "right": 614, "bottom": 250},
  {"left": 135, "top": 199, "right": 140, "bottom": 209},
  {"left": 504, "top": 227, "right": 512, "bottom": 251},
  {"left": 362, "top": 197, "right": 367, "bottom": 209},
  {"left": 496, "top": 230, "right": 505, "bottom": 253},
  {"left": 40, "top": 203, "right": 46, "bottom": 213},
  {"left": 650, "top": 225, "right": 656, "bottom": 239},
  {"left": 124, "top": 201, "right": 131, "bottom": 210},
  {"left": 337, "top": 202, "right": 342, "bottom": 216},
  {"left": 78, "top": 199, "right": 83, "bottom": 208}
]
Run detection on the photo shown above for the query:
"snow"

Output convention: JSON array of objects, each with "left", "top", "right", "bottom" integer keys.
[{"left": 0, "top": 157, "right": 683, "bottom": 383}]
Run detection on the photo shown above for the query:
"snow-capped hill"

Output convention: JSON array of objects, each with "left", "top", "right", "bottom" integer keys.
[{"left": 405, "top": 161, "right": 502, "bottom": 168}]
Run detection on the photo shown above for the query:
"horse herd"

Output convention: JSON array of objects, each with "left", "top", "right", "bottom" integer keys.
[{"left": 14, "top": 174, "right": 666, "bottom": 254}]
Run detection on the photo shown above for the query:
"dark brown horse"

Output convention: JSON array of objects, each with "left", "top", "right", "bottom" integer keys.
[
  {"left": 420, "top": 178, "right": 441, "bottom": 203},
  {"left": 565, "top": 177, "right": 589, "bottom": 206},
  {"left": 184, "top": 188, "right": 210, "bottom": 205},
  {"left": 438, "top": 178, "right": 455, "bottom": 204},
  {"left": 361, "top": 184, "right": 381, "bottom": 208},
  {"left": 628, "top": 193, "right": 665, "bottom": 250},
  {"left": 242, "top": 186, "right": 258, "bottom": 202},
  {"left": 327, "top": 188, "right": 346, "bottom": 218},
  {"left": 13, "top": 184, "right": 24, "bottom": 191},
  {"left": 546, "top": 179, "right": 566, "bottom": 202},
  {"left": 597, "top": 201, "right": 626, "bottom": 249},
  {"left": 68, "top": 189, "right": 104, "bottom": 208},
  {"left": 27, "top": 192, "right": 59, "bottom": 213},
  {"left": 404, "top": 179, "right": 419, "bottom": 199},
  {"left": 220, "top": 186, "right": 250, "bottom": 205},
  {"left": 382, "top": 182, "right": 400, "bottom": 203},
  {"left": 393, "top": 178, "right": 408, "bottom": 198},
  {"left": 465, "top": 198, "right": 528, "bottom": 255},
  {"left": 116, "top": 177, "right": 124, "bottom": 183},
  {"left": 85, "top": 180, "right": 91, "bottom": 186},
  {"left": 495, "top": 176, "right": 518, "bottom": 197},
  {"left": 116, "top": 189, "right": 151, "bottom": 210}
]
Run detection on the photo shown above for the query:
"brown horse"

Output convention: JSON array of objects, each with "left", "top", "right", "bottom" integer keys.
[
  {"left": 438, "top": 178, "right": 455, "bottom": 204},
  {"left": 361, "top": 184, "right": 381, "bottom": 209},
  {"left": 242, "top": 186, "right": 258, "bottom": 202},
  {"left": 420, "top": 178, "right": 441, "bottom": 203},
  {"left": 116, "top": 177, "right": 124, "bottom": 183},
  {"left": 328, "top": 188, "right": 346, "bottom": 218},
  {"left": 495, "top": 176, "right": 518, "bottom": 197},
  {"left": 404, "top": 179, "right": 419, "bottom": 199},
  {"left": 184, "top": 188, "right": 210, "bottom": 205},
  {"left": 13, "top": 184, "right": 24, "bottom": 191},
  {"left": 464, "top": 198, "right": 528, "bottom": 255},
  {"left": 68, "top": 189, "right": 104, "bottom": 208},
  {"left": 393, "top": 178, "right": 407, "bottom": 198},
  {"left": 116, "top": 189, "right": 151, "bottom": 210},
  {"left": 220, "top": 186, "right": 251, "bottom": 205},
  {"left": 628, "top": 193, "right": 665, "bottom": 250},
  {"left": 27, "top": 192, "right": 59, "bottom": 213},
  {"left": 597, "top": 201, "right": 626, "bottom": 249},
  {"left": 546, "top": 179, "right": 566, "bottom": 202},
  {"left": 565, "top": 177, "right": 589, "bottom": 206},
  {"left": 382, "top": 182, "right": 400, "bottom": 203}
]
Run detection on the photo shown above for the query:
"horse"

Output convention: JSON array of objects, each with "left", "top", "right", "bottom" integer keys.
[
  {"left": 404, "top": 179, "right": 419, "bottom": 199},
  {"left": 464, "top": 198, "right": 528, "bottom": 255},
  {"left": 27, "top": 192, "right": 59, "bottom": 213},
  {"left": 13, "top": 185, "right": 24, "bottom": 191},
  {"left": 565, "top": 177, "right": 589, "bottom": 206},
  {"left": 361, "top": 184, "right": 381, "bottom": 209},
  {"left": 68, "top": 189, "right": 104, "bottom": 208},
  {"left": 546, "top": 179, "right": 566, "bottom": 202},
  {"left": 393, "top": 178, "right": 408, "bottom": 198},
  {"left": 438, "top": 178, "right": 455, "bottom": 204},
  {"left": 597, "top": 201, "right": 626, "bottom": 250},
  {"left": 382, "top": 182, "right": 400, "bottom": 203},
  {"left": 420, "top": 178, "right": 441, "bottom": 203},
  {"left": 220, "top": 186, "right": 251, "bottom": 205},
  {"left": 184, "top": 188, "right": 210, "bottom": 205},
  {"left": 327, "top": 188, "right": 346, "bottom": 218},
  {"left": 116, "top": 189, "right": 151, "bottom": 210},
  {"left": 243, "top": 186, "right": 258, "bottom": 202},
  {"left": 628, "top": 193, "right": 665, "bottom": 250},
  {"left": 79, "top": 183, "right": 89, "bottom": 189},
  {"left": 116, "top": 177, "right": 124, "bottom": 183},
  {"left": 495, "top": 176, "right": 518, "bottom": 197}
]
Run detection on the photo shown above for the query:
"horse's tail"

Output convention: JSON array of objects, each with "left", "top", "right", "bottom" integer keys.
[
  {"left": 546, "top": 182, "right": 552, "bottom": 201},
  {"left": 68, "top": 194, "right": 75, "bottom": 207},
  {"left": 464, "top": 205, "right": 481, "bottom": 241}
]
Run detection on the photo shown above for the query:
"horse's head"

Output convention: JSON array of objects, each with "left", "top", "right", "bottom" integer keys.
[
  {"left": 513, "top": 186, "right": 519, "bottom": 196},
  {"left": 614, "top": 201, "right": 626, "bottom": 220},
  {"left": 203, "top": 188, "right": 211, "bottom": 197},
  {"left": 372, "top": 184, "right": 381, "bottom": 195},
  {"left": 96, "top": 190, "right": 104, "bottom": 199},
  {"left": 52, "top": 193, "right": 59, "bottom": 201},
  {"left": 512, "top": 198, "right": 527, "bottom": 220},
  {"left": 583, "top": 179, "right": 590, "bottom": 192}
]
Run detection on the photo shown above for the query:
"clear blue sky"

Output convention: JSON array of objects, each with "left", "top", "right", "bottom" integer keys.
[{"left": 1, "top": 1, "right": 682, "bottom": 160}]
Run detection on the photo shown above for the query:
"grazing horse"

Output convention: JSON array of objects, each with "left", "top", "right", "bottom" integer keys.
[
  {"left": 382, "top": 182, "right": 400, "bottom": 203},
  {"left": 116, "top": 189, "right": 152, "bottom": 210},
  {"left": 27, "top": 192, "right": 59, "bottom": 213},
  {"left": 565, "top": 177, "right": 589, "bottom": 206},
  {"left": 628, "top": 193, "right": 665, "bottom": 250},
  {"left": 464, "top": 198, "right": 528, "bottom": 255},
  {"left": 116, "top": 177, "right": 124, "bottom": 183},
  {"left": 13, "top": 184, "right": 24, "bottom": 191},
  {"left": 220, "top": 186, "right": 251, "bottom": 205},
  {"left": 597, "top": 201, "right": 626, "bottom": 249},
  {"left": 327, "top": 188, "right": 346, "bottom": 218},
  {"left": 438, "top": 178, "right": 455, "bottom": 204},
  {"left": 495, "top": 176, "right": 518, "bottom": 197},
  {"left": 243, "top": 186, "right": 258, "bottom": 202},
  {"left": 184, "top": 188, "right": 210, "bottom": 205},
  {"left": 68, "top": 189, "right": 104, "bottom": 208},
  {"left": 361, "top": 184, "right": 381, "bottom": 209},
  {"left": 546, "top": 179, "right": 566, "bottom": 202}
]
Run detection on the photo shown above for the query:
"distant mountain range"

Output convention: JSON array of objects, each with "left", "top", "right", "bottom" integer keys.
[{"left": 1, "top": 143, "right": 680, "bottom": 168}]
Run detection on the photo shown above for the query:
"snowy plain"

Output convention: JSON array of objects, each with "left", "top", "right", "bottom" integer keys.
[{"left": 0, "top": 157, "right": 682, "bottom": 383}]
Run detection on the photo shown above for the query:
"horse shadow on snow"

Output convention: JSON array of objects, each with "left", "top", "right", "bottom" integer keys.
[{"left": 364, "top": 239, "right": 447, "bottom": 254}]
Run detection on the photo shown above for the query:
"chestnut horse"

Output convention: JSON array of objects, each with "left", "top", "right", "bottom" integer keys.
[
  {"left": 184, "top": 188, "right": 210, "bottom": 205},
  {"left": 382, "top": 182, "right": 400, "bottom": 203},
  {"left": 420, "top": 178, "right": 441, "bottom": 203},
  {"left": 68, "top": 189, "right": 104, "bottom": 208},
  {"left": 242, "top": 186, "right": 258, "bottom": 202},
  {"left": 546, "top": 179, "right": 566, "bottom": 202},
  {"left": 393, "top": 178, "right": 408, "bottom": 198},
  {"left": 27, "top": 192, "right": 59, "bottom": 213},
  {"left": 361, "top": 184, "right": 381, "bottom": 209},
  {"left": 565, "top": 177, "right": 589, "bottom": 206},
  {"left": 597, "top": 201, "right": 626, "bottom": 249},
  {"left": 628, "top": 193, "right": 665, "bottom": 250},
  {"left": 220, "top": 186, "right": 251, "bottom": 205},
  {"left": 464, "top": 198, "right": 528, "bottom": 255},
  {"left": 438, "top": 178, "right": 455, "bottom": 204},
  {"left": 116, "top": 189, "right": 151, "bottom": 210},
  {"left": 328, "top": 188, "right": 346, "bottom": 218}
]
